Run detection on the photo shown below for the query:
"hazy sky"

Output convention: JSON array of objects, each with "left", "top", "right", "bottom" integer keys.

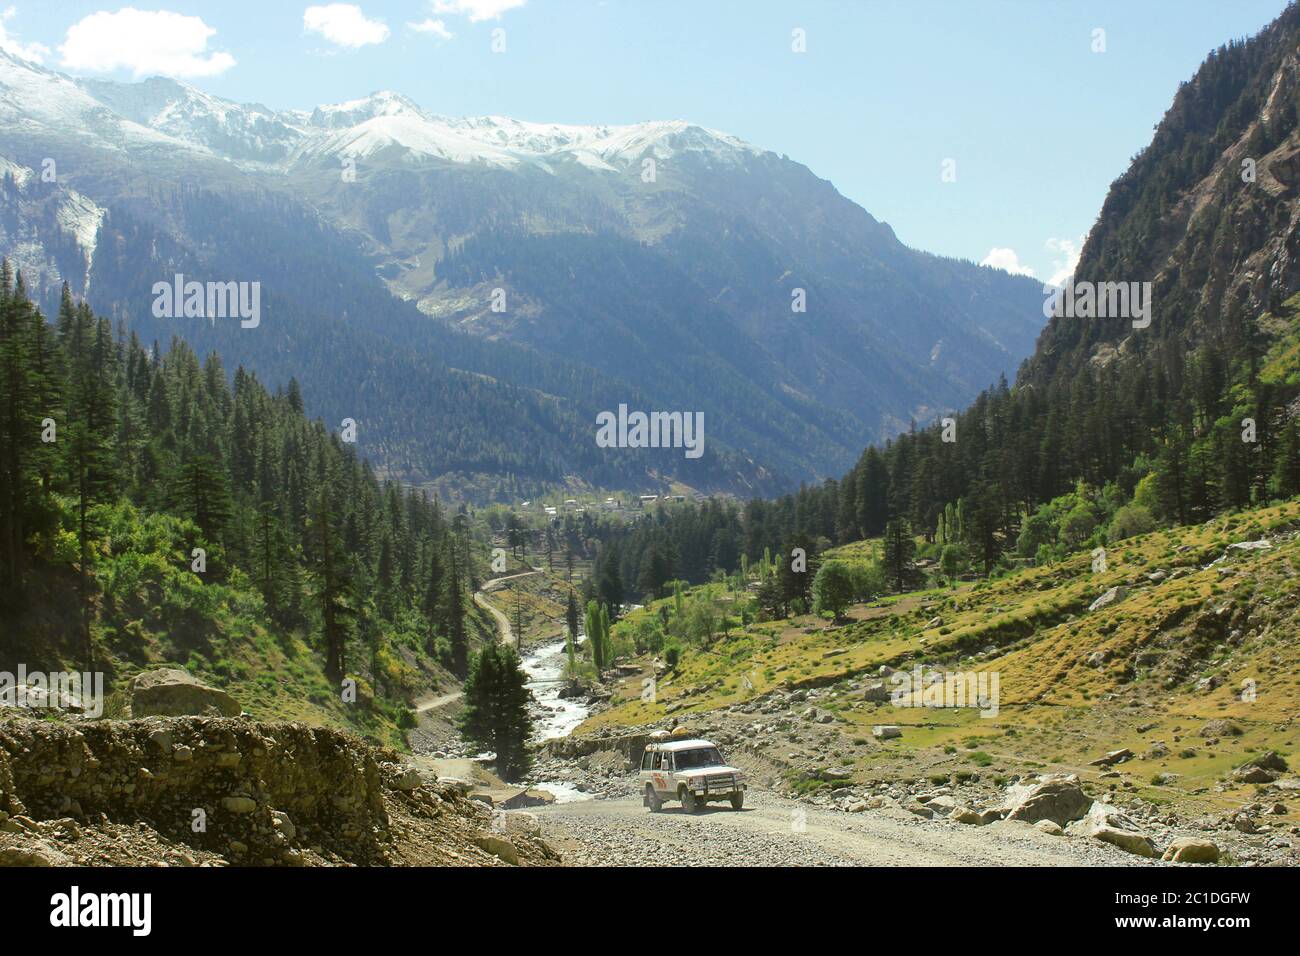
[{"left": 4, "top": 0, "right": 1290, "bottom": 281}]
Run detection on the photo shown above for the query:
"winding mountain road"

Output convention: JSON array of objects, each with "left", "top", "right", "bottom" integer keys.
[
  {"left": 474, "top": 567, "right": 543, "bottom": 648},
  {"left": 412, "top": 569, "right": 544, "bottom": 714}
]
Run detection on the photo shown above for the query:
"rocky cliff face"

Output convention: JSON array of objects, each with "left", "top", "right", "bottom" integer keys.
[
  {"left": 1023, "top": 3, "right": 1300, "bottom": 383},
  {"left": 0, "top": 716, "right": 557, "bottom": 867}
]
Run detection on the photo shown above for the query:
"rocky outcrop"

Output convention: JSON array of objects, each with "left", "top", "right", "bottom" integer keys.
[{"left": 0, "top": 715, "right": 557, "bottom": 867}]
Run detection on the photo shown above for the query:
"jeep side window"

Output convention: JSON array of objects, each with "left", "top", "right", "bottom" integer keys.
[
  {"left": 662, "top": 753, "right": 673, "bottom": 772},
  {"left": 641, "top": 751, "right": 652, "bottom": 770}
]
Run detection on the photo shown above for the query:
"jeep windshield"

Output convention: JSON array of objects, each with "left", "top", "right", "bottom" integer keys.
[{"left": 674, "top": 747, "right": 724, "bottom": 770}]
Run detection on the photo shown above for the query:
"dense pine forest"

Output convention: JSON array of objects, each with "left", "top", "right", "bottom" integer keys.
[
  {"left": 0, "top": 265, "right": 477, "bottom": 735},
  {"left": 588, "top": 291, "right": 1300, "bottom": 607}
]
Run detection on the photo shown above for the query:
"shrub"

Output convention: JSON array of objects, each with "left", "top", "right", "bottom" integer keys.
[{"left": 1110, "top": 502, "right": 1157, "bottom": 541}]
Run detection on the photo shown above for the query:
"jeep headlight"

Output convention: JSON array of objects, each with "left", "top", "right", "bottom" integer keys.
[{"left": 689, "top": 777, "right": 704, "bottom": 788}]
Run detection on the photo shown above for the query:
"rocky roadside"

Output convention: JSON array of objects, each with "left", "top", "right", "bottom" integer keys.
[
  {"left": 0, "top": 712, "right": 560, "bottom": 867},
  {"left": 532, "top": 688, "right": 1300, "bottom": 866}
]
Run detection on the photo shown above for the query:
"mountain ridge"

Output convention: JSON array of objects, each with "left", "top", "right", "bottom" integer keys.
[{"left": 0, "top": 47, "right": 1046, "bottom": 500}]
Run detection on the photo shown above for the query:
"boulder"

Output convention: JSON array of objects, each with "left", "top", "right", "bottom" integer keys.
[
  {"left": 270, "top": 810, "right": 296, "bottom": 842},
  {"left": 862, "top": 682, "right": 892, "bottom": 703},
  {"left": 1226, "top": 539, "right": 1271, "bottom": 553},
  {"left": 1088, "top": 587, "right": 1127, "bottom": 613},
  {"left": 1161, "top": 838, "right": 1219, "bottom": 864},
  {"left": 1199, "top": 719, "right": 1242, "bottom": 739},
  {"left": 129, "top": 668, "right": 240, "bottom": 718},
  {"left": 1234, "top": 765, "right": 1277, "bottom": 784},
  {"left": 1034, "top": 820, "right": 1064, "bottom": 836},
  {"left": 474, "top": 834, "right": 519, "bottom": 865},
  {"left": 0, "top": 684, "right": 85, "bottom": 713},
  {"left": 1089, "top": 748, "right": 1135, "bottom": 767},
  {"left": 382, "top": 763, "right": 423, "bottom": 792},
  {"left": 0, "top": 841, "right": 70, "bottom": 866},
  {"left": 905, "top": 801, "right": 934, "bottom": 819},
  {"left": 872, "top": 725, "right": 902, "bottom": 740},
  {"left": 1068, "top": 802, "right": 1156, "bottom": 857},
  {"left": 1003, "top": 774, "right": 1092, "bottom": 826},
  {"left": 1244, "top": 751, "right": 1289, "bottom": 773},
  {"left": 222, "top": 796, "right": 257, "bottom": 814},
  {"left": 817, "top": 767, "right": 853, "bottom": 782}
]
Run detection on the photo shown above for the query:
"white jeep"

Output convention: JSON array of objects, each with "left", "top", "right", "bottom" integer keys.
[{"left": 639, "top": 735, "right": 746, "bottom": 813}]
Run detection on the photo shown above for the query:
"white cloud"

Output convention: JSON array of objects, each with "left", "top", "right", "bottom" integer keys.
[
  {"left": 980, "top": 247, "right": 1036, "bottom": 278},
  {"left": 408, "top": 18, "right": 453, "bottom": 40},
  {"left": 432, "top": 0, "right": 527, "bottom": 22},
  {"left": 0, "top": 7, "right": 50, "bottom": 63},
  {"left": 58, "top": 8, "right": 234, "bottom": 78},
  {"left": 303, "top": 4, "right": 389, "bottom": 48},
  {"left": 1045, "top": 236, "right": 1084, "bottom": 287}
]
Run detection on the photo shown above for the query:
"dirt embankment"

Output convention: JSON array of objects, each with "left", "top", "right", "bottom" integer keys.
[{"left": 0, "top": 715, "right": 558, "bottom": 867}]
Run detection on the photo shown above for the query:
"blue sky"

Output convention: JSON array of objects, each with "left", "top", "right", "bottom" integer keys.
[{"left": 2, "top": 0, "right": 1290, "bottom": 280}]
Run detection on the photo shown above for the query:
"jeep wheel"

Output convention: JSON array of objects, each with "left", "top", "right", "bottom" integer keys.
[
  {"left": 729, "top": 791, "right": 744, "bottom": 811},
  {"left": 645, "top": 785, "right": 662, "bottom": 813},
  {"left": 680, "top": 787, "right": 699, "bottom": 814}
]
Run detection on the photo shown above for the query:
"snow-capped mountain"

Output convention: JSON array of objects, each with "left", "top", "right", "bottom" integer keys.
[
  {"left": 77, "top": 75, "right": 305, "bottom": 164},
  {"left": 0, "top": 48, "right": 1048, "bottom": 499},
  {"left": 2, "top": 50, "right": 758, "bottom": 173},
  {"left": 290, "top": 98, "right": 757, "bottom": 172}
]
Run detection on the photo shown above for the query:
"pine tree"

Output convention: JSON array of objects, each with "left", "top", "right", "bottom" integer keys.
[
  {"left": 882, "top": 519, "right": 917, "bottom": 592},
  {"left": 62, "top": 306, "right": 118, "bottom": 670},
  {"left": 458, "top": 643, "right": 533, "bottom": 780},
  {"left": 423, "top": 541, "right": 445, "bottom": 656},
  {"left": 172, "top": 453, "right": 233, "bottom": 544},
  {"left": 444, "top": 540, "right": 467, "bottom": 676},
  {"left": 310, "top": 455, "right": 353, "bottom": 683}
]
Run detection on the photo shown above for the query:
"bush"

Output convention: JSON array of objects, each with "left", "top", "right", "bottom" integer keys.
[
  {"left": 1061, "top": 504, "right": 1098, "bottom": 550},
  {"left": 939, "top": 544, "right": 969, "bottom": 580},
  {"left": 1109, "top": 502, "right": 1157, "bottom": 540},
  {"left": 812, "top": 560, "right": 856, "bottom": 621}
]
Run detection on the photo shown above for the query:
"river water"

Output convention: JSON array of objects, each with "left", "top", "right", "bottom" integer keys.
[
  {"left": 520, "top": 637, "right": 590, "bottom": 740},
  {"left": 518, "top": 636, "right": 595, "bottom": 803}
]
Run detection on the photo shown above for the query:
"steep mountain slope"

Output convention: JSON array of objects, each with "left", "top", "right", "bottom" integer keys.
[
  {"left": 788, "top": 3, "right": 1300, "bottom": 559},
  {"left": 0, "top": 49, "right": 1046, "bottom": 498},
  {"left": 0, "top": 155, "right": 103, "bottom": 297},
  {"left": 1024, "top": 2, "right": 1300, "bottom": 383}
]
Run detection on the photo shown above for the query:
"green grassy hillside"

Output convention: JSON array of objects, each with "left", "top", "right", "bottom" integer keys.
[{"left": 585, "top": 501, "right": 1300, "bottom": 815}]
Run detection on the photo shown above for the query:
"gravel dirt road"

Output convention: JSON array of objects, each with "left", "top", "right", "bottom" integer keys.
[{"left": 533, "top": 787, "right": 1151, "bottom": 867}]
